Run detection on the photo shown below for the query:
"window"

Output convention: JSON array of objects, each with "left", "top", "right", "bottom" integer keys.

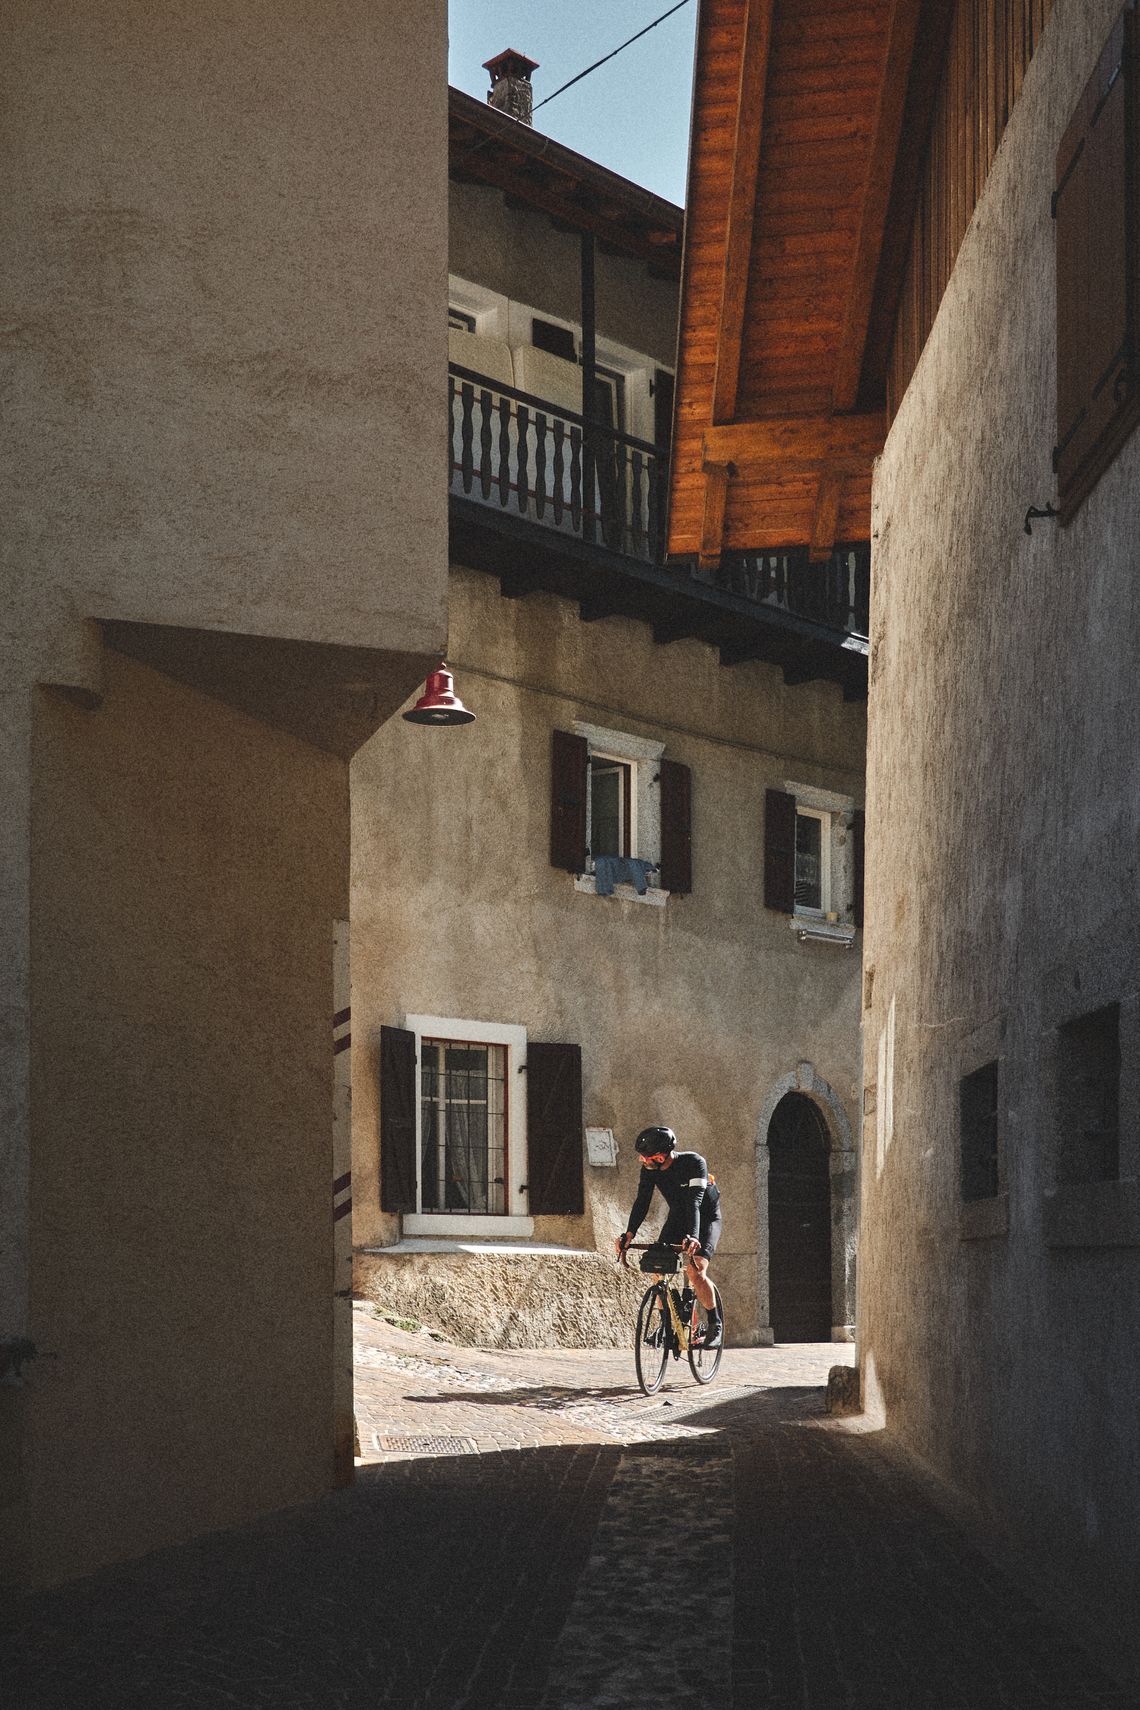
[
  {"left": 420, "top": 1039, "right": 507, "bottom": 1215},
  {"left": 794, "top": 808, "right": 830, "bottom": 914},
  {"left": 550, "top": 723, "right": 692, "bottom": 898},
  {"left": 1057, "top": 1004, "right": 1120, "bottom": 1185},
  {"left": 589, "top": 755, "right": 633, "bottom": 859},
  {"left": 532, "top": 317, "right": 577, "bottom": 362},
  {"left": 765, "top": 785, "right": 862, "bottom": 936},
  {"left": 1054, "top": 12, "right": 1140, "bottom": 521},
  {"left": 448, "top": 305, "right": 476, "bottom": 333},
  {"left": 960, "top": 1062, "right": 1000, "bottom": 1201},
  {"left": 378, "top": 1019, "right": 585, "bottom": 1234}
]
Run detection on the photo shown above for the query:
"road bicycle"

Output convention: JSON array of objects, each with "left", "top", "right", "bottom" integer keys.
[{"left": 620, "top": 1241, "right": 724, "bottom": 1395}]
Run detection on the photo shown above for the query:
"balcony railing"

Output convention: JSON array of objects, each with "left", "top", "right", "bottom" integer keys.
[
  {"left": 711, "top": 546, "right": 871, "bottom": 642},
  {"left": 449, "top": 363, "right": 668, "bottom": 563},
  {"left": 448, "top": 362, "right": 870, "bottom": 644}
]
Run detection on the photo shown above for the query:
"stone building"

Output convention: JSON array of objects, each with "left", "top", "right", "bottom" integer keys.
[
  {"left": 860, "top": 0, "right": 1140, "bottom": 1680},
  {"left": 672, "top": 0, "right": 1138, "bottom": 1682},
  {"left": 2, "top": 1, "right": 448, "bottom": 1587},
  {"left": 351, "top": 70, "right": 869, "bottom": 1350}
]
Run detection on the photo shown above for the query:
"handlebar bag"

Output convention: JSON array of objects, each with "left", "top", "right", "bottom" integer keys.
[{"left": 639, "top": 1244, "right": 681, "bottom": 1274}]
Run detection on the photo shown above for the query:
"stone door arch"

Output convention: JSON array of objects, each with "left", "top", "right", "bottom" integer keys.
[{"left": 755, "top": 1062, "right": 856, "bottom": 1345}]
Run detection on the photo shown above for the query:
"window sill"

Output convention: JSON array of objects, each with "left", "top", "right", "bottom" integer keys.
[
  {"left": 1043, "top": 1179, "right": 1140, "bottom": 1248},
  {"left": 789, "top": 916, "right": 856, "bottom": 946},
  {"left": 959, "top": 1193, "right": 1009, "bottom": 1241},
  {"left": 403, "top": 1214, "right": 535, "bottom": 1238},
  {"left": 574, "top": 874, "right": 668, "bottom": 907}
]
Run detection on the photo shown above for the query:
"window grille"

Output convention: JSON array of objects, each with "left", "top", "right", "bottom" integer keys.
[
  {"left": 448, "top": 306, "right": 477, "bottom": 333},
  {"left": 420, "top": 1040, "right": 507, "bottom": 1214},
  {"left": 794, "top": 810, "right": 825, "bottom": 912}
]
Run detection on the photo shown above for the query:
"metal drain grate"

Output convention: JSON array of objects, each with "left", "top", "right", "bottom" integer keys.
[{"left": 373, "top": 1433, "right": 478, "bottom": 1455}]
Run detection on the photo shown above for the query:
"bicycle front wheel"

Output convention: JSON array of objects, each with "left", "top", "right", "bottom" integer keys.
[
  {"left": 634, "top": 1283, "right": 670, "bottom": 1395},
  {"left": 687, "top": 1285, "right": 724, "bottom": 1385}
]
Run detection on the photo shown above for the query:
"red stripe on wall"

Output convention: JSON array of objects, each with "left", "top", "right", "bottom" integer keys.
[
  {"left": 333, "top": 1199, "right": 353, "bottom": 1222},
  {"left": 333, "top": 1034, "right": 351, "bottom": 1055}
]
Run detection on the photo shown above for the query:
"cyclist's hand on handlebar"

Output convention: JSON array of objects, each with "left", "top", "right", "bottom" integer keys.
[
  {"left": 615, "top": 1232, "right": 632, "bottom": 1262},
  {"left": 680, "top": 1236, "right": 700, "bottom": 1256}
]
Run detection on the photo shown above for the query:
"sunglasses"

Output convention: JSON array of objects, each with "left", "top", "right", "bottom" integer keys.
[{"left": 640, "top": 1152, "right": 669, "bottom": 1165}]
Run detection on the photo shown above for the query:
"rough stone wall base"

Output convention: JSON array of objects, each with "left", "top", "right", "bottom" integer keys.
[{"left": 354, "top": 1250, "right": 650, "bottom": 1349}]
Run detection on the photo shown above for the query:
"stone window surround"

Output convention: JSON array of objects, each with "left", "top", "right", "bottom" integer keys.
[
  {"left": 402, "top": 1014, "right": 533, "bottom": 1240},
  {"left": 571, "top": 721, "right": 668, "bottom": 906},
  {"left": 784, "top": 779, "right": 857, "bottom": 945},
  {"left": 1040, "top": 960, "right": 1140, "bottom": 1250}
]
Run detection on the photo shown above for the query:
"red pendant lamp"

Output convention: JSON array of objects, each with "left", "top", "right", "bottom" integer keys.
[{"left": 402, "top": 662, "right": 475, "bottom": 726}]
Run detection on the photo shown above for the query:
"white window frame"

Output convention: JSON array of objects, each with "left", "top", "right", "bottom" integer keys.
[
  {"left": 588, "top": 750, "right": 637, "bottom": 861},
  {"left": 572, "top": 722, "right": 668, "bottom": 905},
  {"left": 785, "top": 781, "right": 857, "bottom": 943},
  {"left": 793, "top": 805, "right": 832, "bottom": 917},
  {"left": 403, "top": 1015, "right": 533, "bottom": 1237}
]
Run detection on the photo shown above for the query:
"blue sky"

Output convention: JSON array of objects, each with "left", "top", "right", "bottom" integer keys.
[{"left": 447, "top": 1, "right": 698, "bottom": 206}]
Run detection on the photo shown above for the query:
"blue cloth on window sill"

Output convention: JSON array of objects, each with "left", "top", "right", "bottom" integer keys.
[{"left": 592, "top": 856, "right": 659, "bottom": 896}]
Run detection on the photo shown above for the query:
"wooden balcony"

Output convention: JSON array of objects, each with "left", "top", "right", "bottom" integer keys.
[{"left": 448, "top": 363, "right": 869, "bottom": 697}]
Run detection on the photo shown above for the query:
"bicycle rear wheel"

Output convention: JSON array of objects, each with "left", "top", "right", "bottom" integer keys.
[
  {"left": 634, "top": 1283, "right": 670, "bottom": 1395},
  {"left": 687, "top": 1285, "right": 724, "bottom": 1384}
]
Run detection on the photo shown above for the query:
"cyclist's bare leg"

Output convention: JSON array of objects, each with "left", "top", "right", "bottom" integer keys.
[{"left": 686, "top": 1252, "right": 716, "bottom": 1314}]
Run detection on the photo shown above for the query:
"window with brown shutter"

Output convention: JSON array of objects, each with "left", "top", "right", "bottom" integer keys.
[
  {"left": 526, "top": 1041, "right": 584, "bottom": 1215},
  {"left": 550, "top": 729, "right": 588, "bottom": 872},
  {"left": 764, "top": 789, "right": 797, "bottom": 913},
  {"left": 1054, "top": 11, "right": 1140, "bottom": 522},
  {"left": 658, "top": 758, "right": 692, "bottom": 894},
  {"left": 379, "top": 1025, "right": 417, "bottom": 1213}
]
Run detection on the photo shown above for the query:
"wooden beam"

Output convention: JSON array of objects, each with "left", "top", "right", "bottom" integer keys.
[
  {"left": 833, "top": 0, "right": 924, "bottom": 410},
  {"left": 809, "top": 472, "right": 842, "bottom": 562},
  {"left": 698, "top": 462, "right": 732, "bottom": 572},
  {"left": 711, "top": 0, "right": 775, "bottom": 423},
  {"left": 703, "top": 413, "right": 885, "bottom": 471}
]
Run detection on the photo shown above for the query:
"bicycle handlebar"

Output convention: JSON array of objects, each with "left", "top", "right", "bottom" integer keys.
[{"left": 617, "top": 1239, "right": 688, "bottom": 1269}]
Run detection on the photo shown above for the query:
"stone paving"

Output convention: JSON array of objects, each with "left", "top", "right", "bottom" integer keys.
[{"left": 2, "top": 1306, "right": 1137, "bottom": 1709}]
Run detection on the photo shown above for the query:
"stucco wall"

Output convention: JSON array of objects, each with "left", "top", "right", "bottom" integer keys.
[
  {"left": 861, "top": 0, "right": 1140, "bottom": 1671},
  {"left": 2, "top": 0, "right": 448, "bottom": 683},
  {"left": 449, "top": 180, "right": 680, "bottom": 368},
  {"left": 1, "top": 651, "right": 347, "bottom": 1586},
  {"left": 351, "top": 566, "right": 865, "bottom": 1346}
]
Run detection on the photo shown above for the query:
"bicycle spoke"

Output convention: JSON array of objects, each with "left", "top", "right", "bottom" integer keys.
[{"left": 634, "top": 1284, "right": 671, "bottom": 1395}]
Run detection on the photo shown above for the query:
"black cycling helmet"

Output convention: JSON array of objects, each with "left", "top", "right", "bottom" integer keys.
[{"left": 634, "top": 1126, "right": 677, "bottom": 1157}]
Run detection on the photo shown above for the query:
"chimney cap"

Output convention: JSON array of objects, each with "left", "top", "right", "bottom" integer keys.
[{"left": 483, "top": 48, "right": 540, "bottom": 82}]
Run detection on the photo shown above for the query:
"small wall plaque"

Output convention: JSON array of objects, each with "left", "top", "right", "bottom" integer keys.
[{"left": 585, "top": 1126, "right": 618, "bottom": 1167}]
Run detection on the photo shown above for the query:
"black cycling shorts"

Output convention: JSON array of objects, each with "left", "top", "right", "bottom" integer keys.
[{"left": 661, "top": 1208, "right": 722, "bottom": 1261}]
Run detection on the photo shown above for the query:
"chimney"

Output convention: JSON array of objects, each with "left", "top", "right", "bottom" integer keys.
[{"left": 483, "top": 49, "right": 540, "bottom": 125}]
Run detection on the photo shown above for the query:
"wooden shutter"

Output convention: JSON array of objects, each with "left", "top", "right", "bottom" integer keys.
[
  {"left": 1054, "top": 12, "right": 1138, "bottom": 520},
  {"left": 526, "top": 1042, "right": 584, "bottom": 1215},
  {"left": 379, "top": 1025, "right": 417, "bottom": 1213},
  {"left": 764, "top": 788, "right": 796, "bottom": 914},
  {"left": 658, "top": 758, "right": 692, "bottom": 894},
  {"left": 550, "top": 729, "right": 588, "bottom": 872},
  {"left": 851, "top": 809, "right": 866, "bottom": 930}
]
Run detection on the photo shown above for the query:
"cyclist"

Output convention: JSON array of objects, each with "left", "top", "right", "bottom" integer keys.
[{"left": 615, "top": 1126, "right": 723, "bottom": 1346}]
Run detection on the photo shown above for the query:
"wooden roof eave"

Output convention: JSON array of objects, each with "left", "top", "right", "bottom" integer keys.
[{"left": 667, "top": 0, "right": 957, "bottom": 566}]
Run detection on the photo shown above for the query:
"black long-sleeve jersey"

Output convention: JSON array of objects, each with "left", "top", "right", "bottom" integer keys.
[{"left": 625, "top": 1151, "right": 720, "bottom": 1244}]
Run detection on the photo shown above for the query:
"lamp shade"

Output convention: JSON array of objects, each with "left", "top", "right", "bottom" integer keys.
[{"left": 402, "top": 663, "right": 475, "bottom": 726}]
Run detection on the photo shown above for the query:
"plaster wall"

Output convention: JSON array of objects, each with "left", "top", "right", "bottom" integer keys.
[
  {"left": 351, "top": 567, "right": 865, "bottom": 1345},
  {"left": 448, "top": 180, "right": 680, "bottom": 368},
  {"left": 2, "top": 0, "right": 448, "bottom": 685},
  {"left": 1, "top": 651, "right": 347, "bottom": 1586},
  {"left": 862, "top": 0, "right": 1140, "bottom": 1670}
]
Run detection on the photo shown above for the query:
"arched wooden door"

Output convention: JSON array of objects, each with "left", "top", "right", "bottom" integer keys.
[{"left": 767, "top": 1091, "right": 832, "bottom": 1342}]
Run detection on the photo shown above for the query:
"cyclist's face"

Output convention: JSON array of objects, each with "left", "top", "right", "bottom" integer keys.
[{"left": 641, "top": 1152, "right": 671, "bottom": 1170}]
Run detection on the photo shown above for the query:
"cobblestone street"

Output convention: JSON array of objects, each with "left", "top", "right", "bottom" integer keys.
[{"left": 3, "top": 1308, "right": 1136, "bottom": 1709}]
